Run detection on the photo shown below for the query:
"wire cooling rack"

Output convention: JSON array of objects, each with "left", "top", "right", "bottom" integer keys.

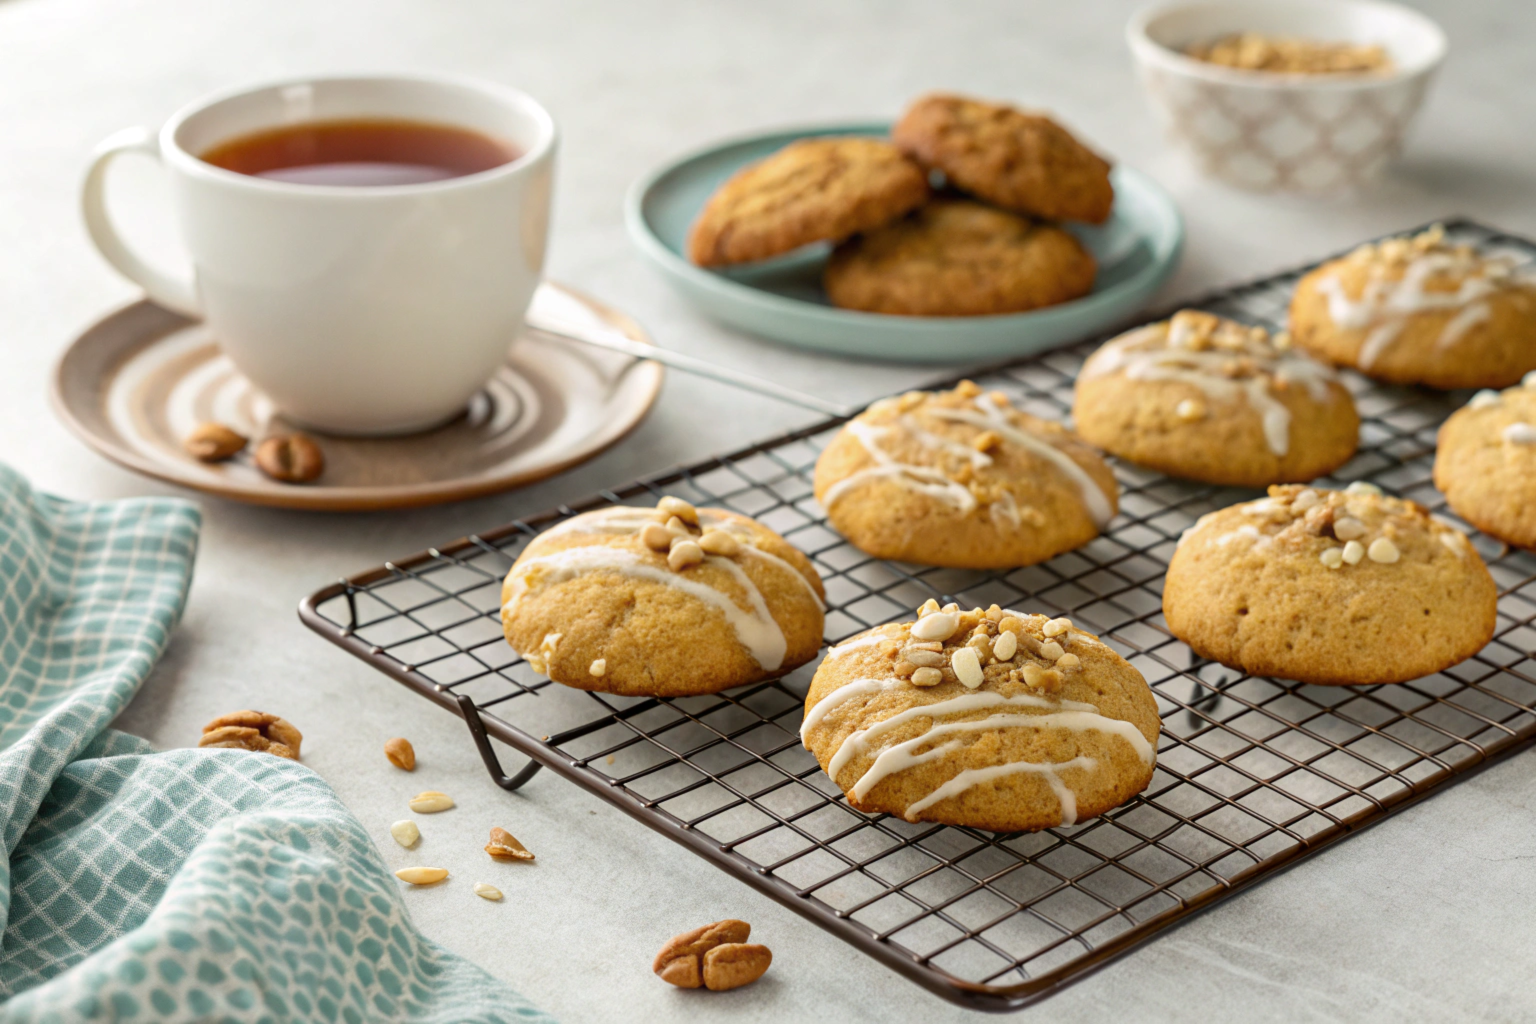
[{"left": 300, "top": 219, "right": 1536, "bottom": 1012}]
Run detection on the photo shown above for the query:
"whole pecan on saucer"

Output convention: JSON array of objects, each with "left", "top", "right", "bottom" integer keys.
[
  {"left": 183, "top": 422, "right": 247, "bottom": 462},
  {"left": 198, "top": 710, "right": 303, "bottom": 760},
  {"left": 254, "top": 434, "right": 325, "bottom": 483}
]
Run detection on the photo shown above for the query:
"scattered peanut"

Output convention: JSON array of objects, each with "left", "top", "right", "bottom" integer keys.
[
  {"left": 183, "top": 422, "right": 247, "bottom": 462},
  {"left": 390, "top": 820, "right": 420, "bottom": 848},
  {"left": 473, "top": 883, "right": 503, "bottom": 901},
  {"left": 395, "top": 866, "right": 448, "bottom": 886},
  {"left": 485, "top": 827, "right": 534, "bottom": 861},
  {"left": 254, "top": 434, "right": 324, "bottom": 483},
  {"left": 384, "top": 737, "right": 416, "bottom": 771},
  {"left": 409, "top": 791, "right": 455, "bottom": 813}
]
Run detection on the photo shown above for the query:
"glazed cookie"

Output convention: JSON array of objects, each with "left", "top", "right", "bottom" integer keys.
[
  {"left": 823, "top": 198, "right": 1097, "bottom": 316},
  {"left": 501, "top": 496, "right": 826, "bottom": 697},
  {"left": 687, "top": 137, "right": 929, "bottom": 267},
  {"left": 802, "top": 601, "right": 1159, "bottom": 832},
  {"left": 1289, "top": 225, "right": 1536, "bottom": 389},
  {"left": 1073, "top": 309, "right": 1359, "bottom": 487},
  {"left": 1434, "top": 374, "right": 1536, "bottom": 550},
  {"left": 813, "top": 381, "right": 1119, "bottom": 569},
  {"left": 1164, "top": 483, "right": 1497, "bottom": 685},
  {"left": 892, "top": 94, "right": 1114, "bottom": 225}
]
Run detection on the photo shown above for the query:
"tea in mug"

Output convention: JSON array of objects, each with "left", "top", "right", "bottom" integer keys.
[{"left": 200, "top": 118, "right": 519, "bottom": 186}]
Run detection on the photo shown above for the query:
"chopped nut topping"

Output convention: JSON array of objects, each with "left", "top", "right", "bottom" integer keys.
[
  {"left": 1469, "top": 390, "right": 1502, "bottom": 410},
  {"left": 972, "top": 430, "right": 1002, "bottom": 453},
  {"left": 992, "top": 631, "right": 1018, "bottom": 661},
  {"left": 955, "top": 380, "right": 982, "bottom": 398},
  {"left": 1185, "top": 32, "right": 1393, "bottom": 75},
  {"left": 998, "top": 615, "right": 1023, "bottom": 636},
  {"left": 657, "top": 496, "right": 699, "bottom": 526},
  {"left": 893, "top": 660, "right": 917, "bottom": 678},
  {"left": 1320, "top": 547, "right": 1344, "bottom": 569},
  {"left": 911, "top": 666, "right": 944, "bottom": 687},
  {"left": 917, "top": 598, "right": 941, "bottom": 617},
  {"left": 665, "top": 515, "right": 690, "bottom": 535},
  {"left": 1332, "top": 516, "right": 1367, "bottom": 541},
  {"left": 1342, "top": 540, "right": 1366, "bottom": 565},
  {"left": 641, "top": 523, "right": 674, "bottom": 551},
  {"left": 395, "top": 867, "right": 448, "bottom": 886},
  {"left": 1042, "top": 618, "right": 1072, "bottom": 638},
  {"left": 902, "top": 648, "right": 945, "bottom": 668},
  {"left": 967, "top": 634, "right": 993, "bottom": 661},
  {"left": 951, "top": 646, "right": 985, "bottom": 689},
  {"left": 589, "top": 658, "right": 607, "bottom": 677},
  {"left": 668, "top": 540, "right": 705, "bottom": 571},
  {"left": 1367, "top": 537, "right": 1401, "bottom": 563},
  {"left": 1174, "top": 398, "right": 1205, "bottom": 422},
  {"left": 1055, "top": 653, "right": 1081, "bottom": 671},
  {"left": 1038, "top": 641, "right": 1065, "bottom": 661},
  {"left": 1021, "top": 663, "right": 1062, "bottom": 693},
  {"left": 698, "top": 530, "right": 741, "bottom": 556},
  {"left": 1345, "top": 481, "right": 1382, "bottom": 496},
  {"left": 1291, "top": 489, "right": 1320, "bottom": 513},
  {"left": 911, "top": 611, "right": 960, "bottom": 642},
  {"left": 985, "top": 604, "right": 1004, "bottom": 622}
]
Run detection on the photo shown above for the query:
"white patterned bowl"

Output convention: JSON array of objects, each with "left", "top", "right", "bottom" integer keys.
[{"left": 1127, "top": 0, "right": 1446, "bottom": 193}]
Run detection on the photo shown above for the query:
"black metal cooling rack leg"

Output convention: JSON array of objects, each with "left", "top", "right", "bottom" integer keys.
[{"left": 454, "top": 692, "right": 543, "bottom": 791}]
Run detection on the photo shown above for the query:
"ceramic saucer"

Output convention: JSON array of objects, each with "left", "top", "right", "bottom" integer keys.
[{"left": 52, "top": 283, "right": 664, "bottom": 511}]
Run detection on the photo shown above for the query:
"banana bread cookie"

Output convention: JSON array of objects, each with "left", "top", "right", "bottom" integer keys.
[
  {"left": 1073, "top": 310, "right": 1359, "bottom": 487},
  {"left": 1289, "top": 225, "right": 1536, "bottom": 389},
  {"left": 823, "top": 198, "right": 1097, "bottom": 316},
  {"left": 813, "top": 381, "right": 1119, "bottom": 568},
  {"left": 687, "top": 136, "right": 929, "bottom": 267},
  {"left": 802, "top": 602, "right": 1159, "bottom": 832},
  {"left": 501, "top": 496, "right": 826, "bottom": 697},
  {"left": 1434, "top": 374, "right": 1536, "bottom": 550},
  {"left": 1164, "top": 483, "right": 1496, "bottom": 685},
  {"left": 892, "top": 93, "right": 1114, "bottom": 224}
]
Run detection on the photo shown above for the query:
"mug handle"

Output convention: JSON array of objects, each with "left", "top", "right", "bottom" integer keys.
[{"left": 81, "top": 127, "right": 202, "bottom": 318}]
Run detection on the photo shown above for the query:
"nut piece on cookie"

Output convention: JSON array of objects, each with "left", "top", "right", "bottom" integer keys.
[
  {"left": 1164, "top": 484, "right": 1497, "bottom": 685},
  {"left": 687, "top": 137, "right": 929, "bottom": 267},
  {"left": 812, "top": 382, "right": 1118, "bottom": 568},
  {"left": 893, "top": 93, "right": 1114, "bottom": 224},
  {"left": 824, "top": 198, "right": 1096, "bottom": 317},
  {"left": 198, "top": 710, "right": 303, "bottom": 760},
  {"left": 1288, "top": 225, "right": 1536, "bottom": 390},
  {"left": 803, "top": 604, "right": 1159, "bottom": 833},
  {"left": 501, "top": 496, "right": 826, "bottom": 698},
  {"left": 1434, "top": 376, "right": 1536, "bottom": 550},
  {"left": 1073, "top": 310, "right": 1359, "bottom": 487}
]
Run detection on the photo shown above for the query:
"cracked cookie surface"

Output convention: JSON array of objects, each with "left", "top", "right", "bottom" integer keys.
[{"left": 687, "top": 136, "right": 928, "bottom": 267}]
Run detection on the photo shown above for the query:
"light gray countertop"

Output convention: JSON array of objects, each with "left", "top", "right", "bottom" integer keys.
[{"left": 3, "top": 0, "right": 1535, "bottom": 1020}]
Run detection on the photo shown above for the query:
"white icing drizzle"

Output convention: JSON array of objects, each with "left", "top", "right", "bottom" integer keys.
[
  {"left": 1082, "top": 322, "right": 1337, "bottom": 458},
  {"left": 799, "top": 677, "right": 906, "bottom": 741},
  {"left": 900, "top": 413, "right": 992, "bottom": 469},
  {"left": 1314, "top": 252, "right": 1514, "bottom": 368},
  {"left": 1215, "top": 524, "right": 1265, "bottom": 547},
  {"left": 989, "top": 490, "right": 1022, "bottom": 528},
  {"left": 927, "top": 401, "right": 1115, "bottom": 527},
  {"left": 905, "top": 756, "right": 1098, "bottom": 825},
  {"left": 820, "top": 630, "right": 896, "bottom": 662},
  {"left": 1438, "top": 302, "right": 1493, "bottom": 349},
  {"left": 823, "top": 420, "right": 978, "bottom": 513},
  {"left": 1504, "top": 422, "right": 1536, "bottom": 445},
  {"left": 504, "top": 546, "right": 788, "bottom": 670}
]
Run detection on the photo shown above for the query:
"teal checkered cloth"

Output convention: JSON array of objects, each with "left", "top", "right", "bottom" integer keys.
[{"left": 0, "top": 466, "right": 553, "bottom": 1023}]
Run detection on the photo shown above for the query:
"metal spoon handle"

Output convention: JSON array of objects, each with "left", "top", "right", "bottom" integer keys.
[{"left": 526, "top": 314, "right": 854, "bottom": 419}]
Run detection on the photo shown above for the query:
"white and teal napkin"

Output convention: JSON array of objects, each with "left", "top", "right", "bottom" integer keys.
[{"left": 0, "top": 465, "right": 553, "bottom": 1023}]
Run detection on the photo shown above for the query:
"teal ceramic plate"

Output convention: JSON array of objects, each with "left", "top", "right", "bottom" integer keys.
[{"left": 626, "top": 122, "right": 1184, "bottom": 363}]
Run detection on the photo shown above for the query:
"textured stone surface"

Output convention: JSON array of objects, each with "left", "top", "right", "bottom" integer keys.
[{"left": 3, "top": 0, "right": 1536, "bottom": 1020}]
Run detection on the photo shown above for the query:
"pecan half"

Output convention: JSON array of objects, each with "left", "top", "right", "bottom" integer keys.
[
  {"left": 198, "top": 710, "right": 302, "bottom": 759},
  {"left": 254, "top": 434, "right": 324, "bottom": 483},
  {"left": 654, "top": 920, "right": 751, "bottom": 989},
  {"left": 702, "top": 943, "right": 772, "bottom": 991}
]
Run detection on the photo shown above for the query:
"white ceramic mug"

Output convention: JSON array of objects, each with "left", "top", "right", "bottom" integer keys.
[{"left": 82, "top": 74, "right": 557, "bottom": 435}]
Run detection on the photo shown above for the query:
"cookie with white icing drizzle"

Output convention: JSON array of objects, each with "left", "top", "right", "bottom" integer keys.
[
  {"left": 1165, "top": 483, "right": 1496, "bottom": 685},
  {"left": 501, "top": 496, "right": 826, "bottom": 697},
  {"left": 1074, "top": 310, "right": 1359, "bottom": 487},
  {"left": 812, "top": 381, "right": 1119, "bottom": 568},
  {"left": 1434, "top": 372, "right": 1536, "bottom": 550},
  {"left": 803, "top": 602, "right": 1159, "bottom": 832},
  {"left": 1289, "top": 224, "right": 1536, "bottom": 389}
]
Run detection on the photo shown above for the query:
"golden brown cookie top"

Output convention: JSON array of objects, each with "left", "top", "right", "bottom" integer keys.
[
  {"left": 502, "top": 495, "right": 825, "bottom": 676},
  {"left": 1305, "top": 225, "right": 1536, "bottom": 363},
  {"left": 686, "top": 137, "right": 929, "bottom": 267},
  {"left": 803, "top": 601, "right": 1159, "bottom": 824},
  {"left": 892, "top": 93, "right": 1114, "bottom": 224},
  {"left": 822, "top": 198, "right": 1097, "bottom": 316},
  {"left": 821, "top": 380, "right": 1118, "bottom": 530},
  {"left": 1446, "top": 374, "right": 1536, "bottom": 444},
  {"left": 1180, "top": 482, "right": 1475, "bottom": 570},
  {"left": 1080, "top": 310, "right": 1342, "bottom": 456}
]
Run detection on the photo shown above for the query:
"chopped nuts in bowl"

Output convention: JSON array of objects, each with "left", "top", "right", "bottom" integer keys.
[{"left": 1127, "top": 0, "right": 1446, "bottom": 192}]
